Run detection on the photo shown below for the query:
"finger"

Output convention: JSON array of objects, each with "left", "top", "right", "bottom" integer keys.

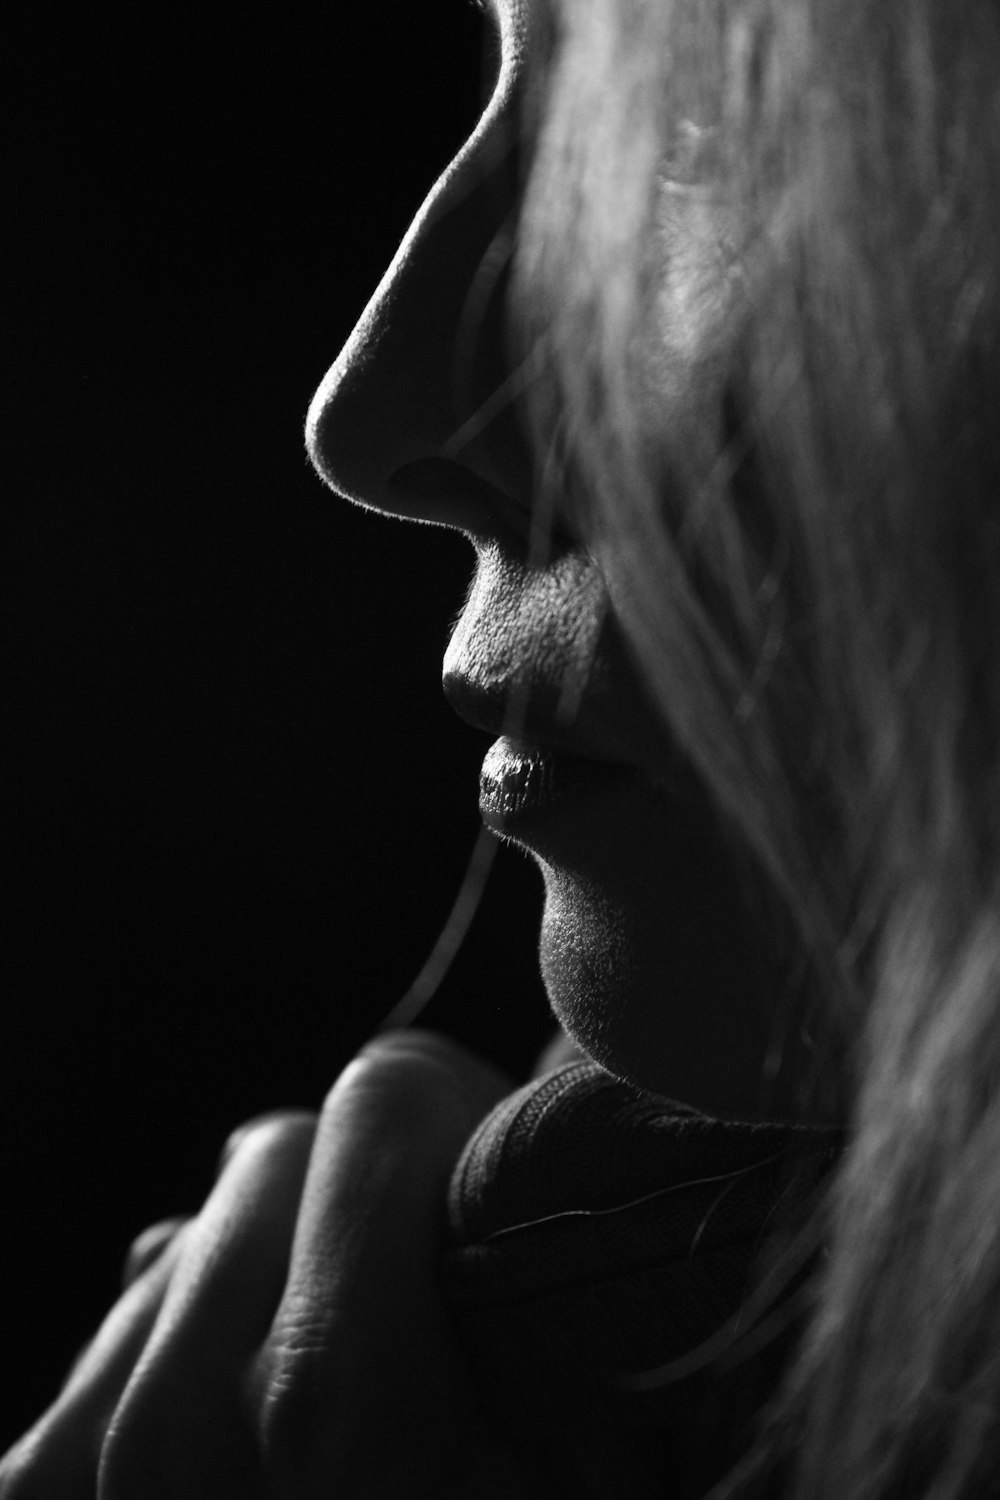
[
  {"left": 95, "top": 1111, "right": 317, "bottom": 1500},
  {"left": 148, "top": 1110, "right": 317, "bottom": 1354},
  {"left": 0, "top": 1226, "right": 188, "bottom": 1500},
  {"left": 0, "top": 1113, "right": 316, "bottom": 1500},
  {"left": 216, "top": 1108, "right": 316, "bottom": 1178},
  {"left": 122, "top": 1217, "right": 189, "bottom": 1290},
  {"left": 67, "top": 1224, "right": 191, "bottom": 1395},
  {"left": 255, "top": 1030, "right": 512, "bottom": 1494}
]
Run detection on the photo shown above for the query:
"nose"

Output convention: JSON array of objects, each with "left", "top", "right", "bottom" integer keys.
[{"left": 305, "top": 53, "right": 534, "bottom": 537}]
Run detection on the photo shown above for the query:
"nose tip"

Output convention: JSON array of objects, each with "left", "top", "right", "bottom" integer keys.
[
  {"left": 303, "top": 221, "right": 448, "bottom": 515},
  {"left": 305, "top": 87, "right": 530, "bottom": 530},
  {"left": 304, "top": 332, "right": 380, "bottom": 512}
]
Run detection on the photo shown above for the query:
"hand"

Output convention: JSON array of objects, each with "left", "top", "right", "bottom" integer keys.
[{"left": 0, "top": 1031, "right": 537, "bottom": 1499}]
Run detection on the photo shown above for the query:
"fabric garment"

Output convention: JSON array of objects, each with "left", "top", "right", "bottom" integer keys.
[{"left": 441, "top": 1061, "right": 842, "bottom": 1499}]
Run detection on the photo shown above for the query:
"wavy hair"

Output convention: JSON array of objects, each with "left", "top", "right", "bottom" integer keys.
[{"left": 511, "top": 0, "right": 1000, "bottom": 1493}]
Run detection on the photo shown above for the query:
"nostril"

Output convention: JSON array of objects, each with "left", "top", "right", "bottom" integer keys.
[{"left": 387, "top": 456, "right": 531, "bottom": 542}]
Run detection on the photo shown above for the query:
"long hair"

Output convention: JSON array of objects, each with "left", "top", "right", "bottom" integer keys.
[{"left": 511, "top": 0, "right": 1000, "bottom": 1493}]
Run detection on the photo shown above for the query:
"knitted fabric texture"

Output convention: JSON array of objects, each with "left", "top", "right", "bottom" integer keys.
[{"left": 440, "top": 1060, "right": 841, "bottom": 1498}]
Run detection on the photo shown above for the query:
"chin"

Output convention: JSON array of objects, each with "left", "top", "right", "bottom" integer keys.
[
  {"left": 535, "top": 860, "right": 777, "bottom": 1121},
  {"left": 537, "top": 869, "right": 631, "bottom": 1066}
]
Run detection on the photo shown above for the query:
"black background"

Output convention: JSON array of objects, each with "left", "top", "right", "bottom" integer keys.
[{"left": 7, "top": 1, "right": 553, "bottom": 1446}]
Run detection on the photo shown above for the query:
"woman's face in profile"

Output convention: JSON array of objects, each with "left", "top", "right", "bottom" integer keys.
[{"left": 307, "top": 0, "right": 780, "bottom": 1118}]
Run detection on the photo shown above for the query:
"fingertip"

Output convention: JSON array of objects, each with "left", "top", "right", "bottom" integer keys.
[
  {"left": 356, "top": 1028, "right": 513, "bottom": 1131},
  {"left": 121, "top": 1217, "right": 189, "bottom": 1291}
]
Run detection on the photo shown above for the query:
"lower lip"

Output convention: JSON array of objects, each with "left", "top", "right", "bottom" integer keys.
[{"left": 479, "top": 737, "right": 628, "bottom": 835}]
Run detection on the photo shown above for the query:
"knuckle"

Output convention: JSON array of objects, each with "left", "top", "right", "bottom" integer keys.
[
  {"left": 121, "top": 1217, "right": 187, "bottom": 1289},
  {"left": 349, "top": 1031, "right": 510, "bottom": 1134},
  {"left": 218, "top": 1109, "right": 316, "bottom": 1177}
]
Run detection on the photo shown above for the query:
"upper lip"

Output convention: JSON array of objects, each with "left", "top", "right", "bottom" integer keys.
[
  {"left": 442, "top": 669, "right": 628, "bottom": 768},
  {"left": 440, "top": 537, "right": 641, "bottom": 767}
]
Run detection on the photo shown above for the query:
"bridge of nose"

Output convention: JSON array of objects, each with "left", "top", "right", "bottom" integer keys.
[{"left": 306, "top": 91, "right": 526, "bottom": 521}]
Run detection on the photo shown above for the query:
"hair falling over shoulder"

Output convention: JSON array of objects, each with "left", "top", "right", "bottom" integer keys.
[{"left": 511, "top": 0, "right": 1000, "bottom": 1493}]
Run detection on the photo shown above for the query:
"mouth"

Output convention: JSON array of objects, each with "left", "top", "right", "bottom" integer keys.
[{"left": 479, "top": 736, "right": 632, "bottom": 837}]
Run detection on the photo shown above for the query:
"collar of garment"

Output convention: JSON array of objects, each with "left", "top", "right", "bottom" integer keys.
[{"left": 440, "top": 1060, "right": 843, "bottom": 1499}]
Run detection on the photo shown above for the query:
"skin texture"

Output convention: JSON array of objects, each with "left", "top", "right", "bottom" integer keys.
[
  {"left": 0, "top": 0, "right": 801, "bottom": 1490},
  {"left": 307, "top": 0, "right": 781, "bottom": 1120},
  {"left": 0, "top": 1034, "right": 545, "bottom": 1499}
]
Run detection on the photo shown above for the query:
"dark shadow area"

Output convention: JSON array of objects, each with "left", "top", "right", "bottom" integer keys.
[{"left": 7, "top": 1, "right": 552, "bottom": 1446}]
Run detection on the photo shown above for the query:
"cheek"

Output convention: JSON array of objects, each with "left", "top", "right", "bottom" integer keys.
[{"left": 648, "top": 190, "right": 745, "bottom": 426}]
